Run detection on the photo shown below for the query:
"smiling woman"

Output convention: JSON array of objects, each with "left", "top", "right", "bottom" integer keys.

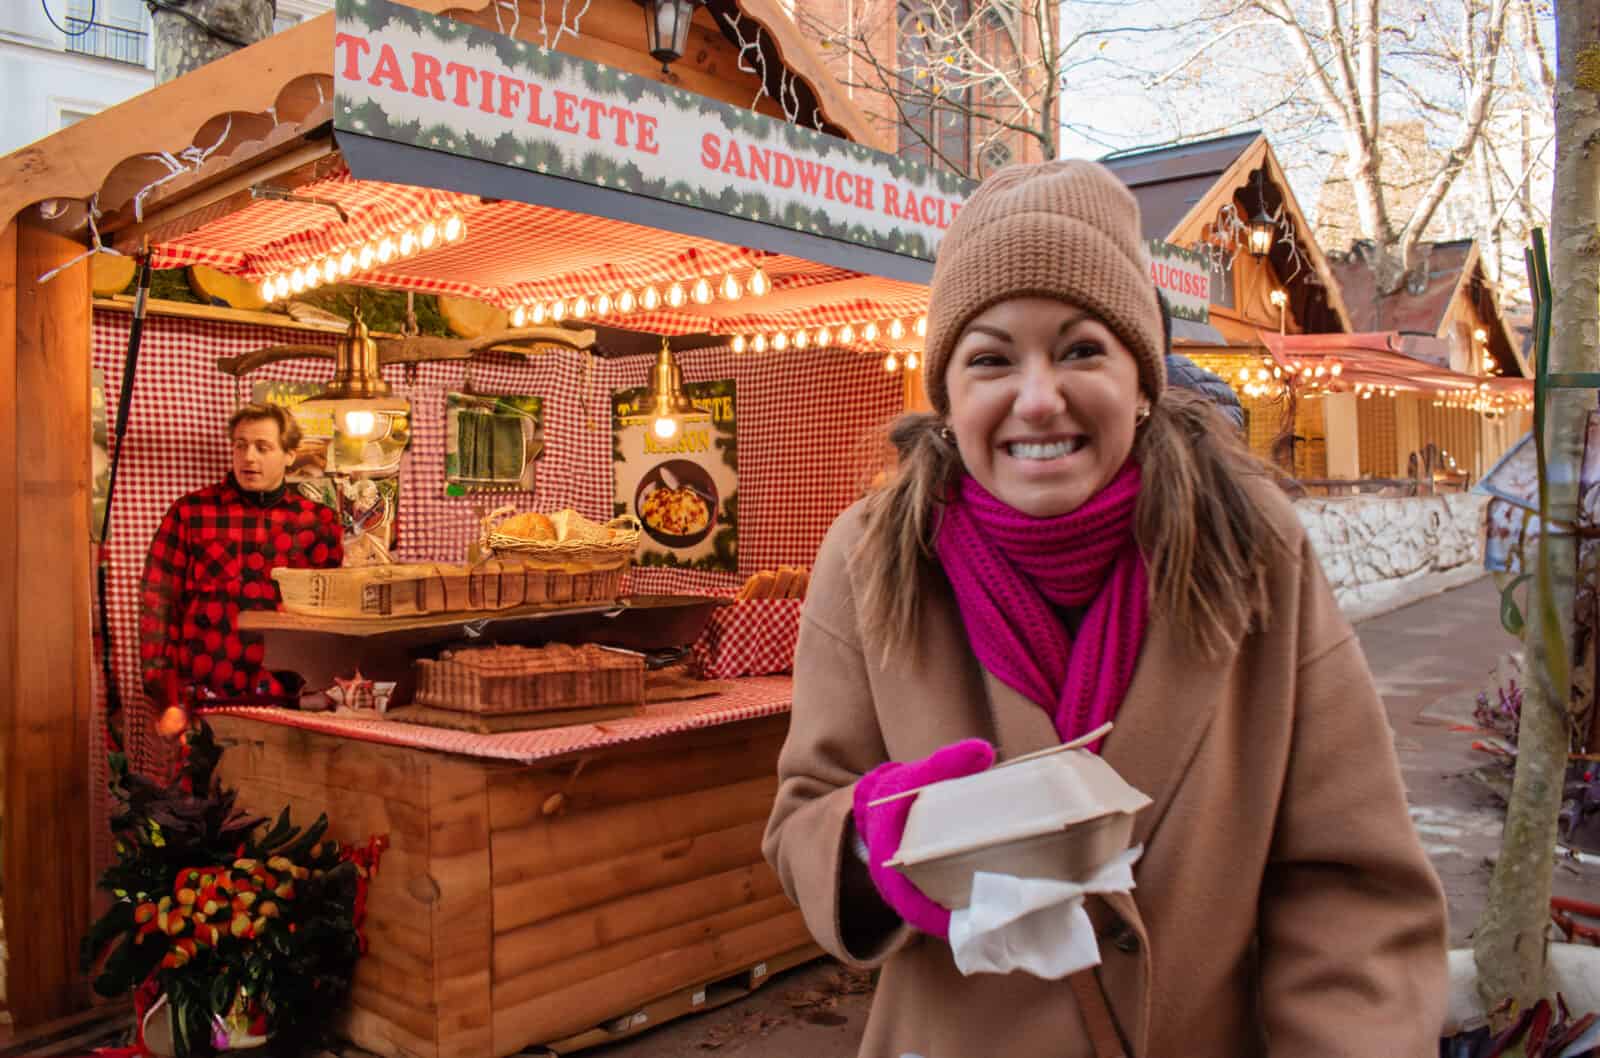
[
  {"left": 763, "top": 159, "right": 1450, "bottom": 1058},
  {"left": 944, "top": 299, "right": 1144, "bottom": 519}
]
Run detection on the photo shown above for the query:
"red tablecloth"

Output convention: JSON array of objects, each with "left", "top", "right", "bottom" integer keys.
[
  {"left": 692, "top": 599, "right": 804, "bottom": 679},
  {"left": 202, "top": 675, "right": 792, "bottom": 765}
]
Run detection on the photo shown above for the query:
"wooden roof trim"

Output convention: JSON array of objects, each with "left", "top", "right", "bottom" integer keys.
[
  {"left": 1458, "top": 245, "right": 1531, "bottom": 377},
  {"left": 0, "top": 16, "right": 331, "bottom": 228},
  {"left": 1166, "top": 134, "right": 1355, "bottom": 334},
  {"left": 1433, "top": 238, "right": 1482, "bottom": 337},
  {"left": 1, "top": 0, "right": 883, "bottom": 232},
  {"left": 721, "top": 0, "right": 887, "bottom": 152}
]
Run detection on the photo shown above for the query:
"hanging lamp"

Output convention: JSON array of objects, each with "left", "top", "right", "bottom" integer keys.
[
  {"left": 295, "top": 309, "right": 409, "bottom": 440},
  {"left": 1246, "top": 169, "right": 1275, "bottom": 258},
  {"left": 636, "top": 337, "right": 710, "bottom": 440}
]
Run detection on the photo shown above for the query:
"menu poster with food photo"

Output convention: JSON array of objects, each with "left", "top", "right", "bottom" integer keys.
[
  {"left": 612, "top": 379, "right": 738, "bottom": 572},
  {"left": 444, "top": 391, "right": 544, "bottom": 496}
]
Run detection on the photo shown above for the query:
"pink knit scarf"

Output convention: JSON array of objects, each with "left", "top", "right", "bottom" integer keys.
[{"left": 934, "top": 462, "right": 1149, "bottom": 750}]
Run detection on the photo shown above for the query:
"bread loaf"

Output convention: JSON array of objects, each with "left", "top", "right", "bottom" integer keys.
[
  {"left": 737, "top": 566, "right": 811, "bottom": 601},
  {"left": 497, "top": 511, "right": 556, "bottom": 541}
]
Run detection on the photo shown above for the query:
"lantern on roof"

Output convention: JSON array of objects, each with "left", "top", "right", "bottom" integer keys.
[
  {"left": 1247, "top": 206, "right": 1274, "bottom": 258},
  {"left": 637, "top": 0, "right": 704, "bottom": 75},
  {"left": 1246, "top": 170, "right": 1275, "bottom": 258}
]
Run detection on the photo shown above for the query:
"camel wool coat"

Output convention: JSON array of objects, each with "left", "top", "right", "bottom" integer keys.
[{"left": 763, "top": 483, "right": 1448, "bottom": 1058}]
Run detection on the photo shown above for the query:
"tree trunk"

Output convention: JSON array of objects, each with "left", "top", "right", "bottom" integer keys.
[
  {"left": 153, "top": 0, "right": 274, "bottom": 84},
  {"left": 1472, "top": 0, "right": 1600, "bottom": 1014}
]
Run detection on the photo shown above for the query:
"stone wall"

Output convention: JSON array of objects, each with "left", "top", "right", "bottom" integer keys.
[{"left": 1296, "top": 493, "right": 1489, "bottom": 623}]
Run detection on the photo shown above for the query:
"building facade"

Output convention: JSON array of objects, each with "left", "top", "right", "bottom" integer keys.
[{"left": 0, "top": 0, "right": 328, "bottom": 157}]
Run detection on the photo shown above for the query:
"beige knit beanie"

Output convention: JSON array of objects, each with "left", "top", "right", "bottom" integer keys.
[{"left": 922, "top": 159, "right": 1165, "bottom": 416}]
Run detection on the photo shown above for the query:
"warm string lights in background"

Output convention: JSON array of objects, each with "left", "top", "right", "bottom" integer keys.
[
  {"left": 1222, "top": 350, "right": 1529, "bottom": 418},
  {"left": 258, "top": 212, "right": 467, "bottom": 302},
  {"left": 1433, "top": 382, "right": 1531, "bottom": 416},
  {"left": 509, "top": 267, "right": 775, "bottom": 327},
  {"left": 729, "top": 314, "right": 929, "bottom": 371},
  {"left": 1234, "top": 354, "right": 1344, "bottom": 400},
  {"left": 1473, "top": 327, "right": 1503, "bottom": 376}
]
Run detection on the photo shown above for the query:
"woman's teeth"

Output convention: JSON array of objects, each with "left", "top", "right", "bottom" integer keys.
[{"left": 1008, "top": 439, "right": 1082, "bottom": 460}]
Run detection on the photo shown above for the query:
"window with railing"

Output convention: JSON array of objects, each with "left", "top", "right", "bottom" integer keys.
[{"left": 64, "top": 14, "right": 148, "bottom": 65}]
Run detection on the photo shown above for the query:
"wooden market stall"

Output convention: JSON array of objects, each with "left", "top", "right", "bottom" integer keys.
[
  {"left": 1328, "top": 239, "right": 1532, "bottom": 481},
  {"left": 0, "top": 0, "right": 969, "bottom": 1046},
  {"left": 1257, "top": 330, "right": 1533, "bottom": 491},
  {"left": 1101, "top": 131, "right": 1356, "bottom": 478}
]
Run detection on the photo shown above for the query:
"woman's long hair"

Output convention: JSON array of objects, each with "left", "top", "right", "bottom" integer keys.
[{"left": 852, "top": 388, "right": 1280, "bottom": 662}]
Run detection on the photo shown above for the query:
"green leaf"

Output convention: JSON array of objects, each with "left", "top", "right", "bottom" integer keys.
[{"left": 1500, "top": 573, "right": 1531, "bottom": 637}]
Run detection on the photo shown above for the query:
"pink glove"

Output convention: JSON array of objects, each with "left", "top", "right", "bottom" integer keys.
[{"left": 852, "top": 738, "right": 996, "bottom": 937}]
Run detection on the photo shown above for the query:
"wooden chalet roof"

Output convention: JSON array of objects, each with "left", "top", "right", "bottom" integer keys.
[
  {"left": 1327, "top": 239, "right": 1526, "bottom": 377},
  {"left": 1102, "top": 131, "right": 1354, "bottom": 335},
  {"left": 1100, "top": 131, "right": 1260, "bottom": 241}
]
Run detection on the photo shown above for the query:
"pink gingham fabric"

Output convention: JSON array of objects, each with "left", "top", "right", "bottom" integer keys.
[
  {"left": 201, "top": 675, "right": 794, "bottom": 764},
  {"left": 89, "top": 308, "right": 900, "bottom": 866},
  {"left": 692, "top": 599, "right": 805, "bottom": 678}
]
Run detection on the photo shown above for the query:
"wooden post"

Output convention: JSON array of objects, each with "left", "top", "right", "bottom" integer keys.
[
  {"left": 1394, "top": 394, "right": 1422, "bottom": 479},
  {"left": 1, "top": 215, "right": 95, "bottom": 1027},
  {"left": 1321, "top": 391, "right": 1360, "bottom": 480},
  {"left": 903, "top": 362, "right": 930, "bottom": 413}
]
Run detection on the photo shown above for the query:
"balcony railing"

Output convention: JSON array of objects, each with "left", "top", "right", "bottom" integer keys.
[{"left": 63, "top": 16, "right": 148, "bottom": 66}]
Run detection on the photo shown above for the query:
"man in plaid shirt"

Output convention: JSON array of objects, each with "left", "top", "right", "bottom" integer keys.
[{"left": 140, "top": 403, "right": 343, "bottom": 732}]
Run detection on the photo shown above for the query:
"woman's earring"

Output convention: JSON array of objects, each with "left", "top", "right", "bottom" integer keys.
[
  {"left": 1135, "top": 405, "right": 1151, "bottom": 426},
  {"left": 938, "top": 423, "right": 956, "bottom": 444}
]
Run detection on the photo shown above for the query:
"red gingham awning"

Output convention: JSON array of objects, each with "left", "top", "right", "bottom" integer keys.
[
  {"left": 151, "top": 166, "right": 929, "bottom": 339},
  {"left": 1259, "top": 330, "right": 1534, "bottom": 399}
]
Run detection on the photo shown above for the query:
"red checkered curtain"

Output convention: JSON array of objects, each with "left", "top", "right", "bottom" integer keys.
[
  {"left": 692, "top": 599, "right": 805, "bottom": 678},
  {"left": 91, "top": 309, "right": 900, "bottom": 783}
]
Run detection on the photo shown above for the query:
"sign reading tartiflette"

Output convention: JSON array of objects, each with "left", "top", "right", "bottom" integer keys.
[{"left": 333, "top": 0, "right": 974, "bottom": 261}]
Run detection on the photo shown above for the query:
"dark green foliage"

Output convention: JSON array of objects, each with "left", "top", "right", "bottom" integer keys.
[{"left": 82, "top": 720, "right": 372, "bottom": 1058}]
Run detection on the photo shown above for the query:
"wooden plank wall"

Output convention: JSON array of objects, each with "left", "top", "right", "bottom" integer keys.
[
  {"left": 0, "top": 217, "right": 95, "bottom": 1027},
  {"left": 211, "top": 714, "right": 806, "bottom": 1058},
  {"left": 486, "top": 715, "right": 805, "bottom": 1053},
  {"left": 210, "top": 717, "right": 497, "bottom": 1058}
]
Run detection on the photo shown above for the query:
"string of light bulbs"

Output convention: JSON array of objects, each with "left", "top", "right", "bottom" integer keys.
[
  {"left": 258, "top": 212, "right": 467, "bottom": 303},
  {"left": 728, "top": 314, "right": 929, "bottom": 367},
  {"left": 1354, "top": 383, "right": 1402, "bottom": 400},
  {"left": 1471, "top": 327, "right": 1504, "bottom": 377},
  {"left": 508, "top": 267, "right": 775, "bottom": 327}
]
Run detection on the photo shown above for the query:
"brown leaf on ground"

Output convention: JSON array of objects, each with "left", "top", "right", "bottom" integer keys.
[{"left": 698, "top": 1011, "right": 790, "bottom": 1049}]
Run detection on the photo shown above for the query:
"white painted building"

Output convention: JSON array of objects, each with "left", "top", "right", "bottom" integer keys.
[{"left": 1, "top": 0, "right": 329, "bottom": 157}]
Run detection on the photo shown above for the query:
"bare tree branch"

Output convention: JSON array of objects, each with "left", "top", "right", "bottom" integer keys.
[{"left": 1400, "top": 0, "right": 1511, "bottom": 262}]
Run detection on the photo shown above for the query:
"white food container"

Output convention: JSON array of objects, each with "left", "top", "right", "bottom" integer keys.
[{"left": 884, "top": 748, "right": 1152, "bottom": 910}]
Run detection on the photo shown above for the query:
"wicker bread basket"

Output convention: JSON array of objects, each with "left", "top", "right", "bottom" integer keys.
[
  {"left": 414, "top": 643, "right": 645, "bottom": 714},
  {"left": 481, "top": 506, "right": 641, "bottom": 569},
  {"left": 272, "top": 560, "right": 627, "bottom": 618}
]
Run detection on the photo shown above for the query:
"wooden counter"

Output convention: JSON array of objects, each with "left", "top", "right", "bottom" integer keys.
[{"left": 208, "top": 697, "right": 815, "bottom": 1057}]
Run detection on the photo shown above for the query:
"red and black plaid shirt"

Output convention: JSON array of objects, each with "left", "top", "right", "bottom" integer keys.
[{"left": 138, "top": 475, "right": 342, "bottom": 704}]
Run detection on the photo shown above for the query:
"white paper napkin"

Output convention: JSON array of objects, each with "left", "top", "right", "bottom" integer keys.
[{"left": 948, "top": 845, "right": 1143, "bottom": 979}]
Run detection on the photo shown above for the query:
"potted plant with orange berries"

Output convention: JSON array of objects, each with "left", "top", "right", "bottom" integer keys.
[{"left": 81, "top": 719, "right": 386, "bottom": 1057}]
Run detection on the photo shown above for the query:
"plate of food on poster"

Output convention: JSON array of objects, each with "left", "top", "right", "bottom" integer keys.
[{"left": 634, "top": 459, "right": 718, "bottom": 548}]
